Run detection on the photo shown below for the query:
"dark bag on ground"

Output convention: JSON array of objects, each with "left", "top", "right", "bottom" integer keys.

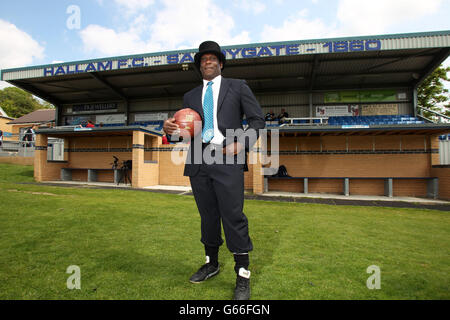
[{"left": 273, "top": 165, "right": 290, "bottom": 177}]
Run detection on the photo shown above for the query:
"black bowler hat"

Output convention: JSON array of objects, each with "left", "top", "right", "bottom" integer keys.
[{"left": 194, "top": 41, "right": 226, "bottom": 70}]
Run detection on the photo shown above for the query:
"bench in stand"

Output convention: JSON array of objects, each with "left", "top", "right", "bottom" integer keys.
[
  {"left": 266, "top": 176, "right": 439, "bottom": 199},
  {"left": 61, "top": 168, "right": 124, "bottom": 184}
]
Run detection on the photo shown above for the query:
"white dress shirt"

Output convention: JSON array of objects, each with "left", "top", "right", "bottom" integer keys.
[{"left": 202, "top": 75, "right": 224, "bottom": 144}]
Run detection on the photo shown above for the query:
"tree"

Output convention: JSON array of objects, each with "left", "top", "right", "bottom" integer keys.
[
  {"left": 0, "top": 86, "right": 54, "bottom": 118},
  {"left": 417, "top": 64, "right": 450, "bottom": 122}
]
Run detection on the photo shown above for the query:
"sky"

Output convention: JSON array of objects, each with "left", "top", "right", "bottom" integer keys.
[{"left": 0, "top": 0, "right": 449, "bottom": 90}]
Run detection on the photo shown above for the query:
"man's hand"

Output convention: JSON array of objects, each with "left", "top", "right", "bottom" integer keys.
[
  {"left": 223, "top": 142, "right": 244, "bottom": 156},
  {"left": 163, "top": 118, "right": 179, "bottom": 136}
]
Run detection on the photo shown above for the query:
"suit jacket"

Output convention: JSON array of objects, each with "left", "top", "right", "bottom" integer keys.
[{"left": 179, "top": 77, "right": 265, "bottom": 177}]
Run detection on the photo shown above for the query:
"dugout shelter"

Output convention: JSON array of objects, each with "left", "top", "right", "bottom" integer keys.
[{"left": 1, "top": 30, "right": 450, "bottom": 199}]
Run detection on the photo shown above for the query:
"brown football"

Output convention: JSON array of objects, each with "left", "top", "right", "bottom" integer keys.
[{"left": 174, "top": 108, "right": 202, "bottom": 138}]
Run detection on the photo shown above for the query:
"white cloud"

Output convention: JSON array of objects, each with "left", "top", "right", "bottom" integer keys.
[
  {"left": 233, "top": 0, "right": 266, "bottom": 15},
  {"left": 443, "top": 57, "right": 450, "bottom": 93},
  {"left": 260, "top": 0, "right": 445, "bottom": 43},
  {"left": 114, "top": 0, "right": 154, "bottom": 9},
  {"left": 79, "top": 0, "right": 251, "bottom": 57},
  {"left": 260, "top": 9, "right": 339, "bottom": 42},
  {"left": 0, "top": 19, "right": 45, "bottom": 89},
  {"left": 337, "top": 0, "right": 443, "bottom": 35},
  {"left": 114, "top": 0, "right": 155, "bottom": 14},
  {"left": 149, "top": 0, "right": 250, "bottom": 48},
  {"left": 80, "top": 24, "right": 156, "bottom": 57}
]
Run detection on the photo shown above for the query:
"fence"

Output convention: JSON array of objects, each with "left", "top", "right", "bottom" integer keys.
[
  {"left": 0, "top": 136, "right": 65, "bottom": 161},
  {"left": 0, "top": 140, "right": 35, "bottom": 157}
]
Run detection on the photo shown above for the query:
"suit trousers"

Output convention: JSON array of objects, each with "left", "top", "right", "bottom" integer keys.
[{"left": 189, "top": 155, "right": 253, "bottom": 254}]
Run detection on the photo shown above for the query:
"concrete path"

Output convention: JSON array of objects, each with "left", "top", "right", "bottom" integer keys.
[{"left": 33, "top": 181, "right": 450, "bottom": 212}]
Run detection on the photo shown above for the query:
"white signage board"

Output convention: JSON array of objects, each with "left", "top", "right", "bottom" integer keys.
[
  {"left": 135, "top": 113, "right": 168, "bottom": 122},
  {"left": 96, "top": 114, "right": 126, "bottom": 124},
  {"left": 316, "top": 105, "right": 360, "bottom": 117}
]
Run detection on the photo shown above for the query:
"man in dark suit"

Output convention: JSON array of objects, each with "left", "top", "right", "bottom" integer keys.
[{"left": 163, "top": 41, "right": 265, "bottom": 300}]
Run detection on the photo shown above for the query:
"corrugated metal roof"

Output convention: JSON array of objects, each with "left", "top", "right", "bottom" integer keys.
[
  {"left": 2, "top": 30, "right": 449, "bottom": 82},
  {"left": 1, "top": 31, "right": 449, "bottom": 107}
]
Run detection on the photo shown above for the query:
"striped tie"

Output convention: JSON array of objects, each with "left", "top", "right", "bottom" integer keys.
[{"left": 202, "top": 81, "right": 214, "bottom": 143}]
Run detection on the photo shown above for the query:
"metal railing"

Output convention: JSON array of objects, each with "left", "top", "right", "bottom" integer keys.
[
  {"left": 0, "top": 140, "right": 35, "bottom": 157},
  {"left": 417, "top": 106, "right": 450, "bottom": 123},
  {"left": 0, "top": 137, "right": 66, "bottom": 160},
  {"left": 278, "top": 117, "right": 328, "bottom": 127}
]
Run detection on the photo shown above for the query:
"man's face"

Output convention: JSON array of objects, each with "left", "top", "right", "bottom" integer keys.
[{"left": 200, "top": 53, "right": 222, "bottom": 81}]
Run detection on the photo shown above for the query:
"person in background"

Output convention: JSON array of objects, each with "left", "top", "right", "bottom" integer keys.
[
  {"left": 0, "top": 130, "right": 3, "bottom": 148},
  {"left": 264, "top": 109, "right": 275, "bottom": 121},
  {"left": 78, "top": 120, "right": 95, "bottom": 128},
  {"left": 162, "top": 135, "right": 170, "bottom": 145},
  {"left": 31, "top": 126, "right": 37, "bottom": 146},
  {"left": 23, "top": 127, "right": 33, "bottom": 147},
  {"left": 277, "top": 108, "right": 289, "bottom": 124}
]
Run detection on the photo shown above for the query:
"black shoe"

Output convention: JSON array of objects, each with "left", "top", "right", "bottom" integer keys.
[
  {"left": 233, "top": 276, "right": 250, "bottom": 300},
  {"left": 189, "top": 263, "right": 220, "bottom": 284}
]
